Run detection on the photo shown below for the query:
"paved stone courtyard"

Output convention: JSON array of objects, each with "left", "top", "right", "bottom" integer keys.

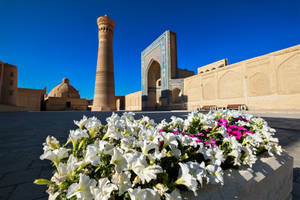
[{"left": 0, "top": 111, "right": 299, "bottom": 200}]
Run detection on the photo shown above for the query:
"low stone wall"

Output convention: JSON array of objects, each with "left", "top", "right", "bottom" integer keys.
[
  {"left": 0, "top": 104, "right": 27, "bottom": 112},
  {"left": 182, "top": 151, "right": 293, "bottom": 200}
]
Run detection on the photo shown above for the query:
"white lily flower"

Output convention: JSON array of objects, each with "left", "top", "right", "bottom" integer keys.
[
  {"left": 112, "top": 171, "right": 132, "bottom": 195},
  {"left": 103, "top": 124, "right": 123, "bottom": 140},
  {"left": 110, "top": 148, "right": 128, "bottom": 172},
  {"left": 206, "top": 164, "right": 224, "bottom": 185},
  {"left": 163, "top": 133, "right": 178, "bottom": 148},
  {"left": 177, "top": 134, "right": 194, "bottom": 147},
  {"left": 128, "top": 187, "right": 160, "bottom": 200},
  {"left": 90, "top": 178, "right": 117, "bottom": 200},
  {"left": 153, "top": 183, "right": 169, "bottom": 196},
  {"left": 103, "top": 113, "right": 124, "bottom": 140},
  {"left": 140, "top": 140, "right": 158, "bottom": 155},
  {"left": 153, "top": 148, "right": 168, "bottom": 160},
  {"left": 138, "top": 116, "right": 156, "bottom": 130},
  {"left": 120, "top": 136, "right": 137, "bottom": 152},
  {"left": 67, "top": 154, "right": 84, "bottom": 174},
  {"left": 175, "top": 163, "right": 198, "bottom": 196},
  {"left": 40, "top": 147, "right": 69, "bottom": 165},
  {"left": 98, "top": 140, "right": 114, "bottom": 155},
  {"left": 125, "top": 151, "right": 145, "bottom": 170},
  {"left": 51, "top": 162, "right": 68, "bottom": 185},
  {"left": 74, "top": 115, "right": 88, "bottom": 129},
  {"left": 66, "top": 173, "right": 96, "bottom": 200},
  {"left": 170, "top": 116, "right": 185, "bottom": 131},
  {"left": 224, "top": 136, "right": 243, "bottom": 166},
  {"left": 270, "top": 143, "right": 282, "bottom": 155},
  {"left": 43, "top": 136, "right": 60, "bottom": 151},
  {"left": 69, "top": 129, "right": 89, "bottom": 144},
  {"left": 85, "top": 117, "right": 102, "bottom": 138},
  {"left": 186, "top": 161, "right": 207, "bottom": 186},
  {"left": 241, "top": 146, "right": 257, "bottom": 167},
  {"left": 230, "top": 148, "right": 242, "bottom": 166},
  {"left": 51, "top": 154, "right": 84, "bottom": 184},
  {"left": 165, "top": 189, "right": 182, "bottom": 200},
  {"left": 85, "top": 143, "right": 102, "bottom": 166},
  {"left": 160, "top": 133, "right": 181, "bottom": 158},
  {"left": 48, "top": 192, "right": 59, "bottom": 200},
  {"left": 133, "top": 161, "right": 163, "bottom": 184},
  {"left": 205, "top": 147, "right": 225, "bottom": 166}
]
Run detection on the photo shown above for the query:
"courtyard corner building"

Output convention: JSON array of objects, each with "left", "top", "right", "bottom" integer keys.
[{"left": 92, "top": 15, "right": 116, "bottom": 111}]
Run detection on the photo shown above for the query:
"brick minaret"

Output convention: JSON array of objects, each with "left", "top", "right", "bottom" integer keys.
[{"left": 92, "top": 15, "right": 116, "bottom": 111}]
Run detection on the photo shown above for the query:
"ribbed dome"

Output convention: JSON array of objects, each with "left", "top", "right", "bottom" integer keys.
[{"left": 48, "top": 78, "right": 80, "bottom": 98}]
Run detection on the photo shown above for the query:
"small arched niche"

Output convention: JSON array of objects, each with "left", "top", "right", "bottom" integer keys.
[{"left": 172, "top": 88, "right": 182, "bottom": 103}]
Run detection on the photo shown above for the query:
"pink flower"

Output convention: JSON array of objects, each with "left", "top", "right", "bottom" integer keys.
[
  {"left": 158, "top": 130, "right": 163, "bottom": 133},
  {"left": 173, "top": 130, "right": 178, "bottom": 134},
  {"left": 196, "top": 132, "right": 204, "bottom": 137},
  {"left": 235, "top": 132, "right": 243, "bottom": 140},
  {"left": 218, "top": 118, "right": 228, "bottom": 127},
  {"left": 238, "top": 126, "right": 246, "bottom": 131},
  {"left": 204, "top": 141, "right": 211, "bottom": 147},
  {"left": 229, "top": 124, "right": 237, "bottom": 129},
  {"left": 196, "top": 139, "right": 202, "bottom": 143},
  {"left": 210, "top": 137, "right": 217, "bottom": 147}
]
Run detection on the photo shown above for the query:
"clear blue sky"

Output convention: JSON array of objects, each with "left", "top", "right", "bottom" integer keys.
[{"left": 1, "top": 0, "right": 300, "bottom": 99}]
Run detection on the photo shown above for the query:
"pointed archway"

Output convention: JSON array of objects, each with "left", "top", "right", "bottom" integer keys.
[{"left": 146, "top": 60, "right": 161, "bottom": 110}]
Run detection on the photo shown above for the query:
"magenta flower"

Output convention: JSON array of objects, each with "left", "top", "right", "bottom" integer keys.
[
  {"left": 209, "top": 137, "right": 217, "bottom": 147},
  {"left": 218, "top": 118, "right": 228, "bottom": 127},
  {"left": 235, "top": 132, "right": 243, "bottom": 140},
  {"left": 229, "top": 124, "right": 238, "bottom": 129},
  {"left": 158, "top": 129, "right": 163, "bottom": 133},
  {"left": 173, "top": 130, "right": 178, "bottom": 134},
  {"left": 245, "top": 130, "right": 253, "bottom": 136},
  {"left": 204, "top": 141, "right": 211, "bottom": 147},
  {"left": 196, "top": 132, "right": 204, "bottom": 137},
  {"left": 196, "top": 139, "right": 202, "bottom": 143},
  {"left": 238, "top": 126, "right": 246, "bottom": 131}
]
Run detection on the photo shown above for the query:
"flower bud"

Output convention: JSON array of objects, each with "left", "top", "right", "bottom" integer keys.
[{"left": 46, "top": 136, "right": 60, "bottom": 150}]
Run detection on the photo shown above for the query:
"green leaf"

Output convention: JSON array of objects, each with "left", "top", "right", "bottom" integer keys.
[
  {"left": 33, "top": 178, "right": 52, "bottom": 185},
  {"left": 59, "top": 181, "right": 69, "bottom": 189},
  {"left": 78, "top": 138, "right": 87, "bottom": 151}
]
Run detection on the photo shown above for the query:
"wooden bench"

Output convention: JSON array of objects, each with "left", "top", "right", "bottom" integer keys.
[
  {"left": 226, "top": 104, "right": 247, "bottom": 111},
  {"left": 201, "top": 105, "right": 217, "bottom": 111}
]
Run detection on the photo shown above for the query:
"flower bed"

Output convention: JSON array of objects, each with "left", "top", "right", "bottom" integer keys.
[{"left": 34, "top": 110, "right": 284, "bottom": 200}]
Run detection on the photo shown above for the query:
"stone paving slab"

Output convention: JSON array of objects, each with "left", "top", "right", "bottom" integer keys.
[{"left": 0, "top": 111, "right": 299, "bottom": 200}]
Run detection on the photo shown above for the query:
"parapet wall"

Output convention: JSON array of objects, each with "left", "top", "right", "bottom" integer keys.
[
  {"left": 185, "top": 44, "right": 300, "bottom": 111},
  {"left": 45, "top": 97, "right": 88, "bottom": 111},
  {"left": 17, "top": 88, "right": 45, "bottom": 111},
  {"left": 125, "top": 91, "right": 142, "bottom": 111}
]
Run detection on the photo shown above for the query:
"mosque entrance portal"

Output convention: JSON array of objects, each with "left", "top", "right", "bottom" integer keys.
[{"left": 147, "top": 60, "right": 161, "bottom": 110}]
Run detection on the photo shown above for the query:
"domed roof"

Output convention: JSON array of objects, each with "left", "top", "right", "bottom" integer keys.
[{"left": 48, "top": 78, "right": 80, "bottom": 98}]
